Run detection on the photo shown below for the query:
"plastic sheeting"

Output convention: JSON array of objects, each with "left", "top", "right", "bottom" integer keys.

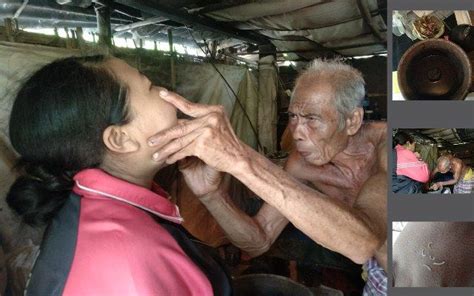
[
  {"left": 176, "top": 63, "right": 246, "bottom": 114},
  {"left": 206, "top": 0, "right": 324, "bottom": 22},
  {"left": 230, "top": 70, "right": 259, "bottom": 149},
  {"left": 0, "top": 42, "right": 78, "bottom": 146},
  {"left": 175, "top": 62, "right": 262, "bottom": 150},
  {"left": 206, "top": 0, "right": 386, "bottom": 57},
  {"left": 257, "top": 55, "right": 278, "bottom": 153},
  {"left": 0, "top": 41, "right": 77, "bottom": 246},
  {"left": 416, "top": 144, "right": 438, "bottom": 172}
]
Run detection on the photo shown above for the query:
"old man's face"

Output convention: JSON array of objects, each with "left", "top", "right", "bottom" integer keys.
[{"left": 288, "top": 76, "right": 349, "bottom": 166}]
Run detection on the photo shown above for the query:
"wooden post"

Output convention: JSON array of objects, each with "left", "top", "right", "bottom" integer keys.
[
  {"left": 76, "top": 27, "right": 84, "bottom": 49},
  {"left": 95, "top": 0, "right": 112, "bottom": 49},
  {"left": 168, "top": 28, "right": 176, "bottom": 91},
  {"left": 210, "top": 40, "right": 217, "bottom": 60},
  {"left": 70, "top": 29, "right": 77, "bottom": 48},
  {"left": 64, "top": 27, "right": 72, "bottom": 49},
  {"left": 4, "top": 18, "right": 15, "bottom": 42},
  {"left": 257, "top": 44, "right": 278, "bottom": 154}
]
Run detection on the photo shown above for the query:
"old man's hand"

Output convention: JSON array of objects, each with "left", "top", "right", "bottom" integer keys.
[
  {"left": 430, "top": 182, "right": 443, "bottom": 191},
  {"left": 147, "top": 90, "right": 249, "bottom": 176},
  {"left": 178, "top": 156, "right": 222, "bottom": 197}
]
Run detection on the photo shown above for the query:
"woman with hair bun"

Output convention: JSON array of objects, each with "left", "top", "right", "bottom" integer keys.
[
  {"left": 7, "top": 56, "right": 230, "bottom": 295},
  {"left": 392, "top": 131, "right": 429, "bottom": 193}
]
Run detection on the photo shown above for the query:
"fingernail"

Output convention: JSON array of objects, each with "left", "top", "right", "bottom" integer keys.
[
  {"left": 152, "top": 152, "right": 159, "bottom": 160},
  {"left": 159, "top": 90, "right": 168, "bottom": 97},
  {"left": 148, "top": 139, "right": 155, "bottom": 146}
]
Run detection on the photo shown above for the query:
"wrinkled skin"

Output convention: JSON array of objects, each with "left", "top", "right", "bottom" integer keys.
[
  {"left": 286, "top": 123, "right": 381, "bottom": 205},
  {"left": 148, "top": 80, "right": 387, "bottom": 269},
  {"left": 430, "top": 156, "right": 466, "bottom": 190},
  {"left": 286, "top": 77, "right": 382, "bottom": 205},
  {"left": 393, "top": 222, "right": 474, "bottom": 287}
]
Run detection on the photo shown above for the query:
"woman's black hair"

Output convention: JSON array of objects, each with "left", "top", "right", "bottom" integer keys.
[
  {"left": 393, "top": 131, "right": 414, "bottom": 148},
  {"left": 7, "top": 55, "right": 130, "bottom": 226}
]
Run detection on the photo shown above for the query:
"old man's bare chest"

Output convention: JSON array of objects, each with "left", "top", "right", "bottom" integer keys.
[{"left": 292, "top": 148, "right": 378, "bottom": 205}]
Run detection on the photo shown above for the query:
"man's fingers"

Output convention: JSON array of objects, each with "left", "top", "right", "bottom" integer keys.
[
  {"left": 166, "top": 144, "right": 195, "bottom": 165},
  {"left": 152, "top": 129, "right": 201, "bottom": 163},
  {"left": 148, "top": 116, "right": 207, "bottom": 147},
  {"left": 160, "top": 90, "right": 225, "bottom": 117},
  {"left": 160, "top": 90, "right": 220, "bottom": 118}
]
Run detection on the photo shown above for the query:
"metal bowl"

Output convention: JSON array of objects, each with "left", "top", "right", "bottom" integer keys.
[{"left": 398, "top": 39, "right": 472, "bottom": 100}]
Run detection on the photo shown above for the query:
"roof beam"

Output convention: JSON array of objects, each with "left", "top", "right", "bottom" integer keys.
[
  {"left": 192, "top": 0, "right": 253, "bottom": 14},
  {"left": 356, "top": 0, "right": 386, "bottom": 44},
  {"left": 114, "top": 0, "right": 268, "bottom": 44},
  {"left": 113, "top": 16, "right": 168, "bottom": 33}
]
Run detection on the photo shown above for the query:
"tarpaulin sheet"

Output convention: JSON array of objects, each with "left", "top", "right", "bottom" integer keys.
[{"left": 206, "top": 0, "right": 386, "bottom": 57}]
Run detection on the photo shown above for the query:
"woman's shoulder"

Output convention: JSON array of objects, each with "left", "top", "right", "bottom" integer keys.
[{"left": 66, "top": 202, "right": 212, "bottom": 295}]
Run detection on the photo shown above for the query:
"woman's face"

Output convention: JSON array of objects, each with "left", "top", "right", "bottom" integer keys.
[{"left": 106, "top": 58, "right": 177, "bottom": 145}]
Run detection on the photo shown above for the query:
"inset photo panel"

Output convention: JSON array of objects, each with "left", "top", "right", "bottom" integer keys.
[
  {"left": 392, "top": 221, "right": 474, "bottom": 287},
  {"left": 392, "top": 10, "right": 474, "bottom": 100},
  {"left": 392, "top": 128, "right": 474, "bottom": 194}
]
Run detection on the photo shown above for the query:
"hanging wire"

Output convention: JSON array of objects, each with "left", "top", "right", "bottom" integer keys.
[{"left": 185, "top": 27, "right": 263, "bottom": 151}]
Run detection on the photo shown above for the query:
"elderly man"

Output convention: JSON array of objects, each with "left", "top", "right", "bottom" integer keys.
[
  {"left": 149, "top": 59, "right": 387, "bottom": 295},
  {"left": 430, "top": 155, "right": 473, "bottom": 193}
]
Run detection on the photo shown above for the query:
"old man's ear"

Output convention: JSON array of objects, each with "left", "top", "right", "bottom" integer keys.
[
  {"left": 345, "top": 107, "right": 364, "bottom": 136},
  {"left": 102, "top": 125, "right": 140, "bottom": 154}
]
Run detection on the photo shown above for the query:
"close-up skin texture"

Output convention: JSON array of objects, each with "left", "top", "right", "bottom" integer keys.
[{"left": 393, "top": 222, "right": 474, "bottom": 287}]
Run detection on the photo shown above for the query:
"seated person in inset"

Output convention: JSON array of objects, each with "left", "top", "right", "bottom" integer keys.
[
  {"left": 392, "top": 131, "right": 429, "bottom": 193},
  {"left": 431, "top": 170, "right": 455, "bottom": 193},
  {"left": 6, "top": 56, "right": 230, "bottom": 295},
  {"left": 393, "top": 222, "right": 474, "bottom": 287},
  {"left": 430, "top": 155, "right": 474, "bottom": 194}
]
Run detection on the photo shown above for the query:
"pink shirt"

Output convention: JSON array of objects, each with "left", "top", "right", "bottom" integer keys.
[
  {"left": 63, "top": 168, "right": 213, "bottom": 295},
  {"left": 395, "top": 144, "right": 429, "bottom": 183}
]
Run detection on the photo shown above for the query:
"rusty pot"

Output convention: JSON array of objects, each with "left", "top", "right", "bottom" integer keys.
[{"left": 398, "top": 39, "right": 472, "bottom": 100}]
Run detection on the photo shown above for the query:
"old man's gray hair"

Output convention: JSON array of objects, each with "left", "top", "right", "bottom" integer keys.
[
  {"left": 437, "top": 155, "right": 451, "bottom": 171},
  {"left": 294, "top": 58, "right": 366, "bottom": 129}
]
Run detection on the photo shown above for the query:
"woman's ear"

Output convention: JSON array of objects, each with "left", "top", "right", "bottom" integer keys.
[
  {"left": 345, "top": 107, "right": 364, "bottom": 136},
  {"left": 102, "top": 125, "right": 140, "bottom": 154}
]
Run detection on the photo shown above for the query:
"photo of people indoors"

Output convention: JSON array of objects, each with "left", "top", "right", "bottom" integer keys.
[
  {"left": 0, "top": 1, "right": 473, "bottom": 296},
  {"left": 392, "top": 129, "right": 474, "bottom": 194},
  {"left": 0, "top": 1, "right": 390, "bottom": 295}
]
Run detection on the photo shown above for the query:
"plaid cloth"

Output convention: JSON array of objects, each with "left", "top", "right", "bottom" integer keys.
[
  {"left": 363, "top": 257, "right": 387, "bottom": 296},
  {"left": 453, "top": 168, "right": 474, "bottom": 194}
]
